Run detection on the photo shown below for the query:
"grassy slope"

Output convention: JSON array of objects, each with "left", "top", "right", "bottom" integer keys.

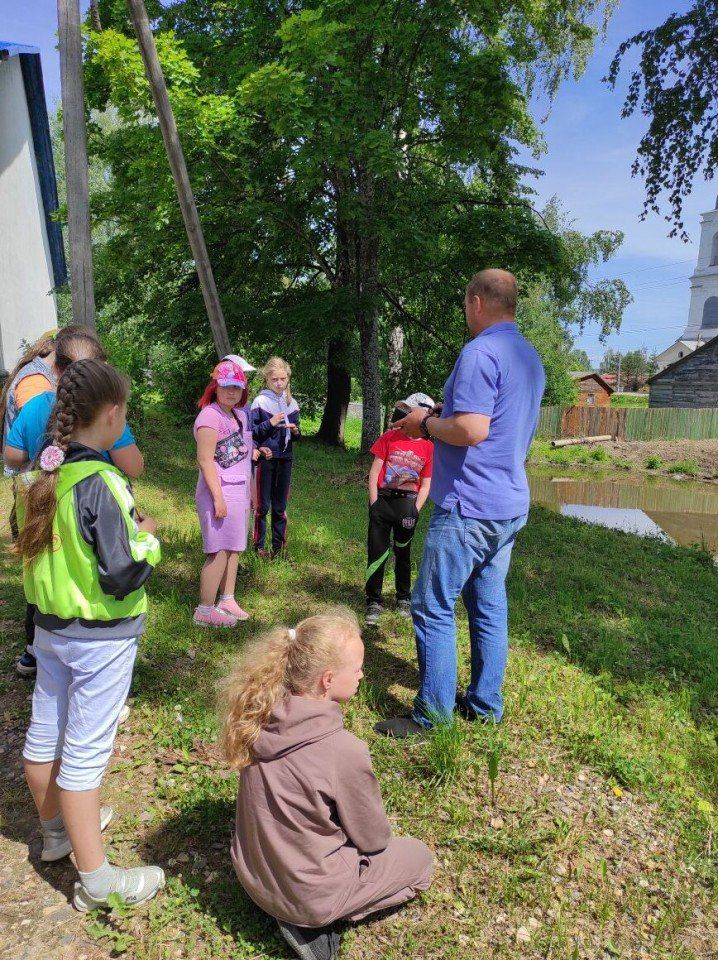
[{"left": 0, "top": 412, "right": 716, "bottom": 960}]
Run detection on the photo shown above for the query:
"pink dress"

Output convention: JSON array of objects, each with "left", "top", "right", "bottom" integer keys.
[{"left": 193, "top": 403, "right": 253, "bottom": 554}]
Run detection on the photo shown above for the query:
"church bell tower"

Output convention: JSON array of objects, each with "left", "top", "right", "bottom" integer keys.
[{"left": 682, "top": 196, "right": 718, "bottom": 342}]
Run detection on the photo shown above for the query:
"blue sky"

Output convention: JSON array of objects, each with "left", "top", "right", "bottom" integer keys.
[{"left": 2, "top": 0, "right": 714, "bottom": 367}]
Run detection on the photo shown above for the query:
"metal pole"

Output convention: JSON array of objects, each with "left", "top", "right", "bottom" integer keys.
[
  {"left": 126, "top": 0, "right": 231, "bottom": 357},
  {"left": 57, "top": 0, "right": 97, "bottom": 328}
]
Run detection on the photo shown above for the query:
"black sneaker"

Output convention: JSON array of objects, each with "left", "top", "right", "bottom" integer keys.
[
  {"left": 278, "top": 921, "right": 340, "bottom": 960},
  {"left": 365, "top": 602, "right": 383, "bottom": 626},
  {"left": 454, "top": 692, "right": 499, "bottom": 724},
  {"left": 396, "top": 599, "right": 412, "bottom": 619},
  {"left": 16, "top": 651, "right": 37, "bottom": 677},
  {"left": 374, "top": 715, "right": 427, "bottom": 740}
]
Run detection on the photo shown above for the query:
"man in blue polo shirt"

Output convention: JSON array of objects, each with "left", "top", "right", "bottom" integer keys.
[{"left": 376, "top": 269, "right": 545, "bottom": 738}]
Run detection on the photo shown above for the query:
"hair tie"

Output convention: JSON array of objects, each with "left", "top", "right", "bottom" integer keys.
[
  {"left": 287, "top": 628, "right": 296, "bottom": 642},
  {"left": 39, "top": 445, "right": 65, "bottom": 472}
]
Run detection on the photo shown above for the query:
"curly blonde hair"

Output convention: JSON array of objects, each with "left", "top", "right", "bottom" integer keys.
[
  {"left": 261, "top": 356, "right": 292, "bottom": 403},
  {"left": 219, "top": 607, "right": 360, "bottom": 770}
]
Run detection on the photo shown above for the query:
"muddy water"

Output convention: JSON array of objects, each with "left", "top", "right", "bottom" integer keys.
[{"left": 528, "top": 468, "right": 718, "bottom": 554}]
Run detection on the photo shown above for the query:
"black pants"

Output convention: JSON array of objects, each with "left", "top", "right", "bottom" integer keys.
[
  {"left": 9, "top": 487, "right": 33, "bottom": 657},
  {"left": 25, "top": 603, "right": 36, "bottom": 650},
  {"left": 254, "top": 458, "right": 293, "bottom": 552},
  {"left": 366, "top": 494, "right": 419, "bottom": 605}
]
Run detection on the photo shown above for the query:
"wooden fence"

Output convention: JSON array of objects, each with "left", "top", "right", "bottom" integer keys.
[{"left": 537, "top": 405, "right": 718, "bottom": 441}]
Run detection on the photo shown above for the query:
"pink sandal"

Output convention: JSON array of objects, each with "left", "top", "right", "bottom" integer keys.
[
  {"left": 193, "top": 606, "right": 237, "bottom": 628},
  {"left": 217, "top": 597, "right": 250, "bottom": 621}
]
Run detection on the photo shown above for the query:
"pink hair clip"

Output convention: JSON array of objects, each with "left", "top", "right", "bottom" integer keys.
[{"left": 39, "top": 445, "right": 65, "bottom": 472}]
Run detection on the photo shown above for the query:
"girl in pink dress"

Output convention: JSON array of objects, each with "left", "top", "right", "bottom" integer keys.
[{"left": 193, "top": 360, "right": 260, "bottom": 627}]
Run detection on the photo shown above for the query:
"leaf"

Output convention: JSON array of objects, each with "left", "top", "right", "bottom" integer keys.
[
  {"left": 560, "top": 633, "right": 571, "bottom": 656},
  {"left": 612, "top": 785, "right": 624, "bottom": 798}
]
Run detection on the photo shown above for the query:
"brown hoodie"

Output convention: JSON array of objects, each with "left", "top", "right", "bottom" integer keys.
[{"left": 231, "top": 695, "right": 393, "bottom": 926}]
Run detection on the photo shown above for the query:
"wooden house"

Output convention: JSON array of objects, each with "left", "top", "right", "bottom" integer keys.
[
  {"left": 648, "top": 336, "right": 718, "bottom": 408},
  {"left": 569, "top": 372, "right": 614, "bottom": 407}
]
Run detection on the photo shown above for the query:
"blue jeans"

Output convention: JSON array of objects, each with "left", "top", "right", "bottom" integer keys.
[{"left": 411, "top": 505, "right": 527, "bottom": 727}]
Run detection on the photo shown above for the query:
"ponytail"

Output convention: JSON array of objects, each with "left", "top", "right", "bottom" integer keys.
[
  {"left": 219, "top": 606, "right": 359, "bottom": 769},
  {"left": 14, "top": 360, "right": 129, "bottom": 563}
]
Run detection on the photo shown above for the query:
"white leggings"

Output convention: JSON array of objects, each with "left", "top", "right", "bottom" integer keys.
[{"left": 23, "top": 627, "right": 137, "bottom": 791}]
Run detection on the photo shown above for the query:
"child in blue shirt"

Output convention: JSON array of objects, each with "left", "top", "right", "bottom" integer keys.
[{"left": 5, "top": 390, "right": 139, "bottom": 470}]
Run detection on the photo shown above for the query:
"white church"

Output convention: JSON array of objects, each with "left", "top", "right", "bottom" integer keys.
[{"left": 655, "top": 197, "right": 718, "bottom": 371}]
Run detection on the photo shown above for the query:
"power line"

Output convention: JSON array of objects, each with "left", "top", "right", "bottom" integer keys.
[
  {"left": 616, "top": 257, "right": 693, "bottom": 277},
  {"left": 628, "top": 276, "right": 690, "bottom": 291}
]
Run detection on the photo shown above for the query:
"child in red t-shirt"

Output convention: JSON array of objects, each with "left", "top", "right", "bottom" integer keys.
[{"left": 366, "top": 394, "right": 435, "bottom": 626}]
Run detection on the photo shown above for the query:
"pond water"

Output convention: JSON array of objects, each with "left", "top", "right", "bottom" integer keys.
[{"left": 528, "top": 468, "right": 718, "bottom": 555}]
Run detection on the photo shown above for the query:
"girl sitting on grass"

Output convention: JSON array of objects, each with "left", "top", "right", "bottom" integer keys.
[
  {"left": 16, "top": 359, "right": 164, "bottom": 911},
  {"left": 220, "top": 607, "right": 433, "bottom": 960}
]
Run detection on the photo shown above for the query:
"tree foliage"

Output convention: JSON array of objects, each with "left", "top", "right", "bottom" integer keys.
[
  {"left": 606, "top": 1, "right": 718, "bottom": 237},
  {"left": 78, "top": 0, "right": 627, "bottom": 442},
  {"left": 601, "top": 346, "right": 657, "bottom": 391}
]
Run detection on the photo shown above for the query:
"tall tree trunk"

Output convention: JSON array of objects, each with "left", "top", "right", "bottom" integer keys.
[
  {"left": 355, "top": 168, "right": 382, "bottom": 452},
  {"left": 384, "top": 322, "right": 404, "bottom": 430},
  {"left": 359, "top": 306, "right": 381, "bottom": 452},
  {"left": 89, "top": 0, "right": 102, "bottom": 31},
  {"left": 317, "top": 335, "right": 351, "bottom": 445},
  {"left": 58, "top": 0, "right": 97, "bottom": 328}
]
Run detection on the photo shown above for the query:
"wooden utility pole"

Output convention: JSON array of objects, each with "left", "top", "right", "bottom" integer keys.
[
  {"left": 126, "top": 0, "right": 231, "bottom": 357},
  {"left": 57, "top": 0, "right": 96, "bottom": 328}
]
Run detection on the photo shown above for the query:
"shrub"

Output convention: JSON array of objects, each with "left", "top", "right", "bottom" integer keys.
[
  {"left": 667, "top": 459, "right": 699, "bottom": 477},
  {"left": 645, "top": 454, "right": 663, "bottom": 470}
]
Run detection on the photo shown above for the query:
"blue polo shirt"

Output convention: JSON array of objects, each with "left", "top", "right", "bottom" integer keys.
[
  {"left": 5, "top": 391, "right": 136, "bottom": 463},
  {"left": 430, "top": 322, "right": 545, "bottom": 520}
]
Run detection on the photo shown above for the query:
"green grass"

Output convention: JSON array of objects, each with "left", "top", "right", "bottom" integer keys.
[
  {"left": 611, "top": 394, "right": 649, "bottom": 408},
  {"left": 645, "top": 454, "right": 664, "bottom": 470},
  {"left": 667, "top": 458, "right": 700, "bottom": 477},
  {"left": 529, "top": 440, "right": 614, "bottom": 467},
  {"left": 1, "top": 408, "right": 716, "bottom": 960}
]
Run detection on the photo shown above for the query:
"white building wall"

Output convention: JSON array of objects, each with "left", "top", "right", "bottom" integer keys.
[
  {"left": 655, "top": 341, "right": 694, "bottom": 372},
  {"left": 682, "top": 203, "right": 718, "bottom": 341},
  {"left": 0, "top": 56, "right": 58, "bottom": 374}
]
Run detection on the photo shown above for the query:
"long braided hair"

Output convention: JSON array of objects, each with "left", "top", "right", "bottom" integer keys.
[{"left": 15, "top": 360, "right": 130, "bottom": 562}]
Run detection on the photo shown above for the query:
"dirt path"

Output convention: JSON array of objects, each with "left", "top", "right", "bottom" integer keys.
[{"left": 610, "top": 438, "right": 718, "bottom": 479}]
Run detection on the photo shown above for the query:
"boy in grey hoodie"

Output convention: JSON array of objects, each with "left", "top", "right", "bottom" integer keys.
[{"left": 220, "top": 608, "right": 433, "bottom": 960}]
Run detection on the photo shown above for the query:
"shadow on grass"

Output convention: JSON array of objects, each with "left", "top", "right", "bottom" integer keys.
[{"left": 141, "top": 795, "right": 289, "bottom": 959}]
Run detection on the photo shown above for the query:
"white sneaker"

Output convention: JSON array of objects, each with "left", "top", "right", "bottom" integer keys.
[
  {"left": 73, "top": 865, "right": 165, "bottom": 912},
  {"left": 118, "top": 703, "right": 131, "bottom": 725},
  {"left": 41, "top": 806, "right": 114, "bottom": 862}
]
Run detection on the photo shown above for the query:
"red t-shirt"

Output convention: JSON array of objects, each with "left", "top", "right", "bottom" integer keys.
[{"left": 370, "top": 430, "right": 433, "bottom": 492}]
